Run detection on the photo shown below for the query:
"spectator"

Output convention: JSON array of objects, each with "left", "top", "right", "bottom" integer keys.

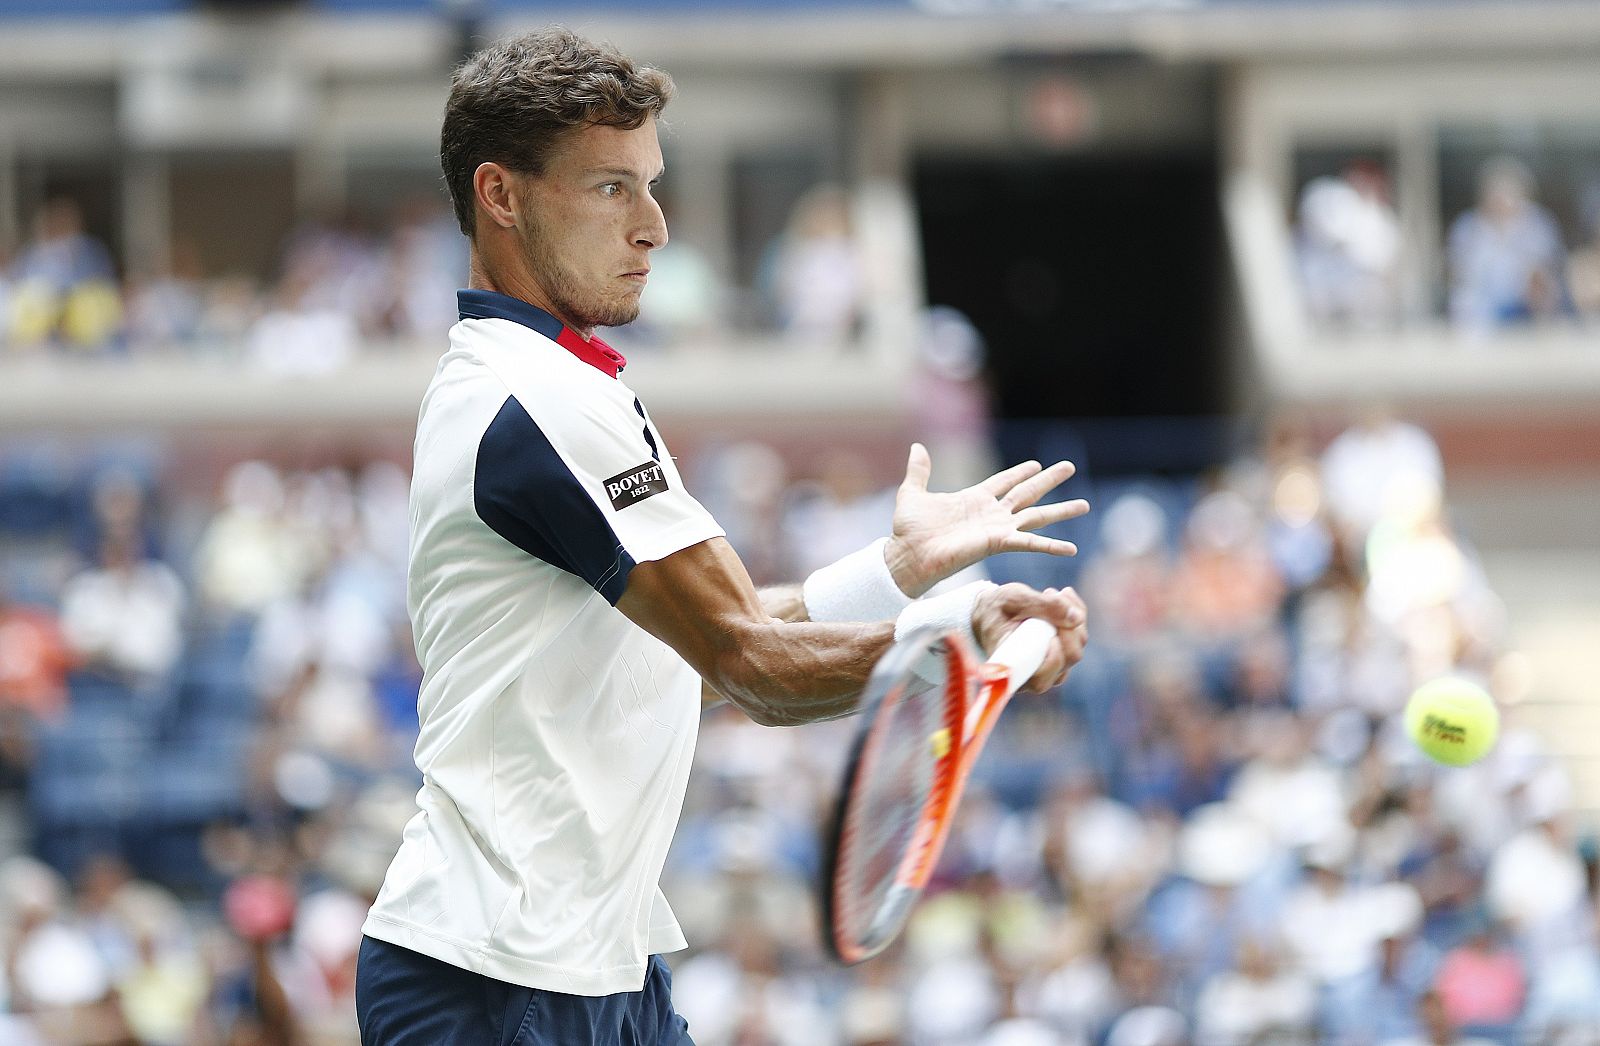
[
  {"left": 912, "top": 307, "right": 994, "bottom": 492},
  {"left": 673, "top": 921, "right": 830, "bottom": 1046},
  {"left": 765, "top": 184, "right": 865, "bottom": 344},
  {"left": 1192, "top": 938, "right": 1316, "bottom": 1046},
  {"left": 1080, "top": 493, "right": 1172, "bottom": 648},
  {"left": 1522, "top": 944, "right": 1600, "bottom": 1040},
  {"left": 247, "top": 270, "right": 358, "bottom": 376},
  {"left": 194, "top": 273, "right": 263, "bottom": 351},
  {"left": 124, "top": 239, "right": 207, "bottom": 353},
  {"left": 1144, "top": 802, "right": 1278, "bottom": 991},
  {"left": 1433, "top": 923, "right": 1526, "bottom": 1038},
  {"left": 780, "top": 449, "right": 896, "bottom": 579},
  {"left": 5, "top": 198, "right": 122, "bottom": 354},
  {"left": 1018, "top": 922, "right": 1118, "bottom": 1042},
  {"left": 58, "top": 531, "right": 185, "bottom": 689},
  {"left": 1483, "top": 767, "right": 1588, "bottom": 956},
  {"left": 1167, "top": 489, "right": 1284, "bottom": 643},
  {"left": 631, "top": 236, "right": 725, "bottom": 345},
  {"left": 194, "top": 461, "right": 313, "bottom": 617},
  {"left": 1, "top": 856, "right": 128, "bottom": 1043},
  {"left": 0, "top": 593, "right": 71, "bottom": 720},
  {"left": 1384, "top": 989, "right": 1500, "bottom": 1046},
  {"left": 1448, "top": 156, "right": 1569, "bottom": 335},
  {"left": 1104, "top": 1004, "right": 1186, "bottom": 1046},
  {"left": 1279, "top": 846, "right": 1390, "bottom": 985},
  {"left": 1319, "top": 408, "right": 1444, "bottom": 543},
  {"left": 1323, "top": 890, "right": 1441, "bottom": 1042},
  {"left": 908, "top": 935, "right": 1005, "bottom": 1044},
  {"left": 1297, "top": 160, "right": 1402, "bottom": 329},
  {"left": 1045, "top": 774, "right": 1164, "bottom": 926},
  {"left": 361, "top": 199, "right": 462, "bottom": 343},
  {"left": 1262, "top": 447, "right": 1333, "bottom": 593}
]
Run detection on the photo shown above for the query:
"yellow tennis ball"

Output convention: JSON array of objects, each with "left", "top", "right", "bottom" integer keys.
[
  {"left": 929, "top": 728, "right": 951, "bottom": 760},
  {"left": 1405, "top": 676, "right": 1499, "bottom": 767}
]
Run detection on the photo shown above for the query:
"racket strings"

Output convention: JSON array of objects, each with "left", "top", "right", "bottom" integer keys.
[
  {"left": 825, "top": 625, "right": 1047, "bottom": 965},
  {"left": 835, "top": 664, "right": 951, "bottom": 951}
]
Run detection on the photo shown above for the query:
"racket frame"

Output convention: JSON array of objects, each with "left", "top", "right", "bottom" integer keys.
[
  {"left": 820, "top": 627, "right": 970, "bottom": 965},
  {"left": 821, "top": 618, "right": 1057, "bottom": 965}
]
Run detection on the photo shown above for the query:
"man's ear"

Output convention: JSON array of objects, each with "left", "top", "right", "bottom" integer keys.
[{"left": 473, "top": 162, "right": 520, "bottom": 232}]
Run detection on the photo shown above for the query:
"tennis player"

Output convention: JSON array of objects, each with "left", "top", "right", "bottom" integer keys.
[{"left": 355, "top": 28, "right": 1089, "bottom": 1046}]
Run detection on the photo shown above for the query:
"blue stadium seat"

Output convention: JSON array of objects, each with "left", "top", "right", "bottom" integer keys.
[{"left": 29, "top": 703, "right": 151, "bottom": 827}]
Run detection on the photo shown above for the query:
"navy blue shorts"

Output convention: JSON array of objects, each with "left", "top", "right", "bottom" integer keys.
[{"left": 355, "top": 936, "right": 694, "bottom": 1046}]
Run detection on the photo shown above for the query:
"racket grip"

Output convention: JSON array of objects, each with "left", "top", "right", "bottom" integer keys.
[{"left": 988, "top": 618, "right": 1056, "bottom": 694}]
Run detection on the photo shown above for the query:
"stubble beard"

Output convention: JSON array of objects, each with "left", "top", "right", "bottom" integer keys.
[{"left": 516, "top": 221, "right": 641, "bottom": 333}]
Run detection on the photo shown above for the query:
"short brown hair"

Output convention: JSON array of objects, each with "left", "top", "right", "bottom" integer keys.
[{"left": 441, "top": 28, "right": 675, "bottom": 237}]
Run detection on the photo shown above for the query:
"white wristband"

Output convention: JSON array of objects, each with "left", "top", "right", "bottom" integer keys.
[
  {"left": 802, "top": 537, "right": 913, "bottom": 622},
  {"left": 893, "top": 580, "right": 997, "bottom": 656}
]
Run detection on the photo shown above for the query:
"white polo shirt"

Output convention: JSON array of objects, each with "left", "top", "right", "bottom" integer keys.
[{"left": 362, "top": 289, "right": 724, "bottom": 996}]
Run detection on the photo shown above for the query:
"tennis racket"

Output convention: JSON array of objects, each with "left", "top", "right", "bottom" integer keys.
[{"left": 820, "top": 617, "right": 1056, "bottom": 965}]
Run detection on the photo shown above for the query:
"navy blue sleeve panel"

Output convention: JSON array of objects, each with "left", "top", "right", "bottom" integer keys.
[
  {"left": 633, "top": 399, "right": 660, "bottom": 462},
  {"left": 474, "top": 396, "right": 637, "bottom": 605}
]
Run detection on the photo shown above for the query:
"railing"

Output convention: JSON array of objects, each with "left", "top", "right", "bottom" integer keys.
[{"left": 0, "top": 337, "right": 913, "bottom": 432}]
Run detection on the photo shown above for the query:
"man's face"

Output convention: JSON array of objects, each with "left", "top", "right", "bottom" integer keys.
[{"left": 513, "top": 119, "right": 667, "bottom": 333}]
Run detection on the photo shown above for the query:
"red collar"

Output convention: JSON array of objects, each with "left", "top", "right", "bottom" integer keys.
[{"left": 554, "top": 326, "right": 627, "bottom": 379}]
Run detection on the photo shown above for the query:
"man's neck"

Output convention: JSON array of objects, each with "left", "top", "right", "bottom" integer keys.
[{"left": 466, "top": 250, "right": 593, "bottom": 340}]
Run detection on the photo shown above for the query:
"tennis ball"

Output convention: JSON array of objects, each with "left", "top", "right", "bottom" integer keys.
[{"left": 1405, "top": 676, "right": 1499, "bottom": 767}]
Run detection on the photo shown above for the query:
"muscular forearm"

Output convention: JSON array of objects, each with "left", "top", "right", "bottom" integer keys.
[
  {"left": 702, "top": 584, "right": 808, "bottom": 712},
  {"left": 709, "top": 618, "right": 891, "bottom": 726},
  {"left": 622, "top": 540, "right": 887, "bottom": 726},
  {"left": 627, "top": 539, "right": 1082, "bottom": 728}
]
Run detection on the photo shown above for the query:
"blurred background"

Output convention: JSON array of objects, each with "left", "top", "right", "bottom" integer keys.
[{"left": 1, "top": 0, "right": 1599, "bottom": 1043}]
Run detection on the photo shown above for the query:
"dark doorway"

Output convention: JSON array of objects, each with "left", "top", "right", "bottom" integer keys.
[
  {"left": 915, "top": 153, "right": 1229, "bottom": 430},
  {"left": 169, "top": 151, "right": 297, "bottom": 281}
]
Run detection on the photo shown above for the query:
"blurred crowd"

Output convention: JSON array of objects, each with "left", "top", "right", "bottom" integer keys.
[
  {"left": 0, "top": 195, "right": 465, "bottom": 368},
  {"left": 0, "top": 408, "right": 1594, "bottom": 1044},
  {"left": 8, "top": 149, "right": 1600, "bottom": 365},
  {"left": 664, "top": 411, "right": 1600, "bottom": 1046},
  {"left": 0, "top": 449, "right": 422, "bottom": 1045},
  {"left": 0, "top": 183, "right": 880, "bottom": 365},
  {"left": 1296, "top": 155, "right": 1600, "bottom": 335},
  {"left": 0, "top": 406, "right": 1593, "bottom": 1042}
]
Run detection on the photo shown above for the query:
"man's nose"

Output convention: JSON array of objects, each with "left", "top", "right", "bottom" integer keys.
[{"left": 636, "top": 196, "right": 668, "bottom": 251}]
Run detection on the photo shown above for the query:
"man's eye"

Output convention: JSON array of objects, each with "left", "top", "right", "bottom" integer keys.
[{"left": 601, "top": 183, "right": 622, "bottom": 197}]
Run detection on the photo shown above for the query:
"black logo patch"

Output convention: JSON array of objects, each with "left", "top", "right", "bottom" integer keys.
[{"left": 604, "top": 462, "right": 669, "bottom": 511}]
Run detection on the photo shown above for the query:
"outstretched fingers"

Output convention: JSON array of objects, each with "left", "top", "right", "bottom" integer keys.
[
  {"left": 997, "top": 532, "right": 1078, "bottom": 557},
  {"left": 1000, "top": 459, "right": 1077, "bottom": 510},
  {"left": 977, "top": 459, "right": 1043, "bottom": 499},
  {"left": 1014, "top": 498, "right": 1091, "bottom": 532}
]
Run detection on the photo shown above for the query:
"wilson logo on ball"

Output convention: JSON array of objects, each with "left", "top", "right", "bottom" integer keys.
[{"left": 1421, "top": 715, "right": 1466, "bottom": 745}]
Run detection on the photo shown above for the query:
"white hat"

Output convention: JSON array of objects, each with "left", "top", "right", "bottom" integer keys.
[
  {"left": 1178, "top": 803, "right": 1272, "bottom": 886},
  {"left": 1106, "top": 1006, "right": 1187, "bottom": 1046}
]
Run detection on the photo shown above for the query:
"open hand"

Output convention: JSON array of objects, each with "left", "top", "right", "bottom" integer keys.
[{"left": 884, "top": 443, "right": 1089, "bottom": 597}]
